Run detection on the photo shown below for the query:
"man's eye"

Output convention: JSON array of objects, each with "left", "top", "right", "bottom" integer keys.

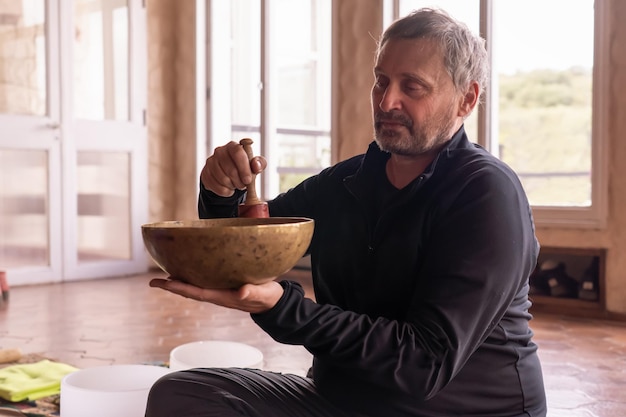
[{"left": 405, "top": 82, "right": 423, "bottom": 92}]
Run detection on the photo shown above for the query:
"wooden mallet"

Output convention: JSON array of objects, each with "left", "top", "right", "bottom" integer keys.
[{"left": 238, "top": 138, "right": 270, "bottom": 218}]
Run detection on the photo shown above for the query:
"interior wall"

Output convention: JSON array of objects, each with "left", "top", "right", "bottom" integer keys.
[
  {"left": 331, "top": 0, "right": 382, "bottom": 162},
  {"left": 146, "top": 0, "right": 176, "bottom": 223},
  {"left": 146, "top": 1, "right": 626, "bottom": 314},
  {"left": 146, "top": 0, "right": 199, "bottom": 224},
  {"left": 172, "top": 2, "right": 201, "bottom": 222}
]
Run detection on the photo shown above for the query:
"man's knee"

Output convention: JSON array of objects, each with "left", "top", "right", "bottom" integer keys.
[
  {"left": 145, "top": 373, "right": 180, "bottom": 416},
  {"left": 145, "top": 370, "right": 255, "bottom": 417}
]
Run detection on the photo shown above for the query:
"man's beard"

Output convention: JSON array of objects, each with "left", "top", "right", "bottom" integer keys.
[{"left": 374, "top": 107, "right": 457, "bottom": 156}]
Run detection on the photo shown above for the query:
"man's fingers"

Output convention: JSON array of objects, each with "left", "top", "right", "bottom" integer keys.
[
  {"left": 200, "top": 141, "right": 269, "bottom": 196},
  {"left": 226, "top": 142, "right": 253, "bottom": 185},
  {"left": 150, "top": 278, "right": 236, "bottom": 304},
  {"left": 216, "top": 157, "right": 246, "bottom": 190},
  {"left": 250, "top": 156, "right": 267, "bottom": 175},
  {"left": 149, "top": 278, "right": 283, "bottom": 314}
]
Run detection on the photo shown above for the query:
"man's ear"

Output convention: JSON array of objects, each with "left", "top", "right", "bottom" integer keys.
[{"left": 458, "top": 81, "right": 480, "bottom": 118}]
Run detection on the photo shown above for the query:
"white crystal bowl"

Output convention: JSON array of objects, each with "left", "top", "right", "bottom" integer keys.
[
  {"left": 169, "top": 340, "right": 264, "bottom": 371},
  {"left": 60, "top": 364, "right": 171, "bottom": 417}
]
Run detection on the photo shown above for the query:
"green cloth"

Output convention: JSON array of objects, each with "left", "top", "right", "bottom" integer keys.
[{"left": 0, "top": 360, "right": 78, "bottom": 402}]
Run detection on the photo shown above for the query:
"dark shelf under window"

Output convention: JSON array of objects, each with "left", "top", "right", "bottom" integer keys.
[{"left": 529, "top": 247, "right": 606, "bottom": 318}]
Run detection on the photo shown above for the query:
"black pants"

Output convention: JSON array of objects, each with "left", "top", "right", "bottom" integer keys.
[{"left": 144, "top": 368, "right": 362, "bottom": 417}]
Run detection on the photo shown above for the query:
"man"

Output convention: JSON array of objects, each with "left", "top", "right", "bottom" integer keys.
[{"left": 146, "top": 8, "right": 547, "bottom": 417}]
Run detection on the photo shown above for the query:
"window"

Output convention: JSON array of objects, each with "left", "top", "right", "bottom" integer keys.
[
  {"left": 394, "top": 0, "right": 608, "bottom": 227},
  {"left": 208, "top": 0, "right": 331, "bottom": 198}
]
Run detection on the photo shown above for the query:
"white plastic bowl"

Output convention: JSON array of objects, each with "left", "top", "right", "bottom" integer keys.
[
  {"left": 60, "top": 364, "right": 171, "bottom": 417},
  {"left": 169, "top": 340, "right": 264, "bottom": 371}
]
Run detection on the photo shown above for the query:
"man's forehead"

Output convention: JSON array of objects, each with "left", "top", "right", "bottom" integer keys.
[
  {"left": 378, "top": 37, "right": 441, "bottom": 56},
  {"left": 375, "top": 37, "right": 445, "bottom": 72}
]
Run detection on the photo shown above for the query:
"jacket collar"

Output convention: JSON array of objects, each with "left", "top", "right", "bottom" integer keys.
[{"left": 345, "top": 125, "right": 472, "bottom": 194}]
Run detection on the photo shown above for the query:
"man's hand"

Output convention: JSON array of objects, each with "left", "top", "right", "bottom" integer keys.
[
  {"left": 200, "top": 141, "right": 267, "bottom": 197},
  {"left": 149, "top": 278, "right": 284, "bottom": 314}
]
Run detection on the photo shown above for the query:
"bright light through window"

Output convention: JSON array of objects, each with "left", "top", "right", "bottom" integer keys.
[
  {"left": 492, "top": 0, "right": 594, "bottom": 207},
  {"left": 210, "top": 0, "right": 331, "bottom": 198}
]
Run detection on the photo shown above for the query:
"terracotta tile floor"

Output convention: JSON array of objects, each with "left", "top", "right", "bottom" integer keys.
[{"left": 1, "top": 269, "right": 625, "bottom": 416}]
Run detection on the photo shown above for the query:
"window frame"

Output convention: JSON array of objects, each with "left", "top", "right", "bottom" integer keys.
[{"left": 206, "top": 0, "right": 332, "bottom": 199}]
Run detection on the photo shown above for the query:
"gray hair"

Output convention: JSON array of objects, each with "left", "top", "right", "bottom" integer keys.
[{"left": 378, "top": 8, "right": 489, "bottom": 102}]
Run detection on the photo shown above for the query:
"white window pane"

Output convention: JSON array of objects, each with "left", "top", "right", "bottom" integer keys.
[
  {"left": 0, "top": 149, "right": 49, "bottom": 268},
  {"left": 74, "top": 0, "right": 130, "bottom": 121},
  {"left": 274, "top": 0, "right": 325, "bottom": 127},
  {"left": 0, "top": 0, "right": 47, "bottom": 116},
  {"left": 272, "top": 0, "right": 331, "bottom": 193},
  {"left": 76, "top": 151, "right": 131, "bottom": 261},
  {"left": 213, "top": 0, "right": 331, "bottom": 195},
  {"left": 230, "top": 0, "right": 261, "bottom": 130},
  {"left": 493, "top": 0, "right": 594, "bottom": 207},
  {"left": 276, "top": 131, "right": 331, "bottom": 191}
]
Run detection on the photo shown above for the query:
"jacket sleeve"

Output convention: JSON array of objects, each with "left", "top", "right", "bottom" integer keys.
[{"left": 197, "top": 181, "right": 246, "bottom": 219}]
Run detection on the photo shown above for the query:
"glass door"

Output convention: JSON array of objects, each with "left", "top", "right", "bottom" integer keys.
[
  {"left": 0, "top": 0, "right": 62, "bottom": 284},
  {"left": 62, "top": 0, "right": 147, "bottom": 281},
  {"left": 0, "top": 0, "right": 147, "bottom": 285}
]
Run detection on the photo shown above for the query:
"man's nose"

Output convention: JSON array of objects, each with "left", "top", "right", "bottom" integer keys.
[{"left": 378, "top": 85, "right": 402, "bottom": 112}]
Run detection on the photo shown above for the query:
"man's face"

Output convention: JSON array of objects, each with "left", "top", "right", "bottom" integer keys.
[{"left": 371, "top": 37, "right": 464, "bottom": 156}]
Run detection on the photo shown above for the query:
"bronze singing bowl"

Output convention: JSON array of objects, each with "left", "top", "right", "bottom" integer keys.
[{"left": 142, "top": 218, "right": 314, "bottom": 289}]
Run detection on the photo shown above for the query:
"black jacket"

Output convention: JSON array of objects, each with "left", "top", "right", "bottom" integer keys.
[{"left": 198, "top": 128, "right": 547, "bottom": 417}]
